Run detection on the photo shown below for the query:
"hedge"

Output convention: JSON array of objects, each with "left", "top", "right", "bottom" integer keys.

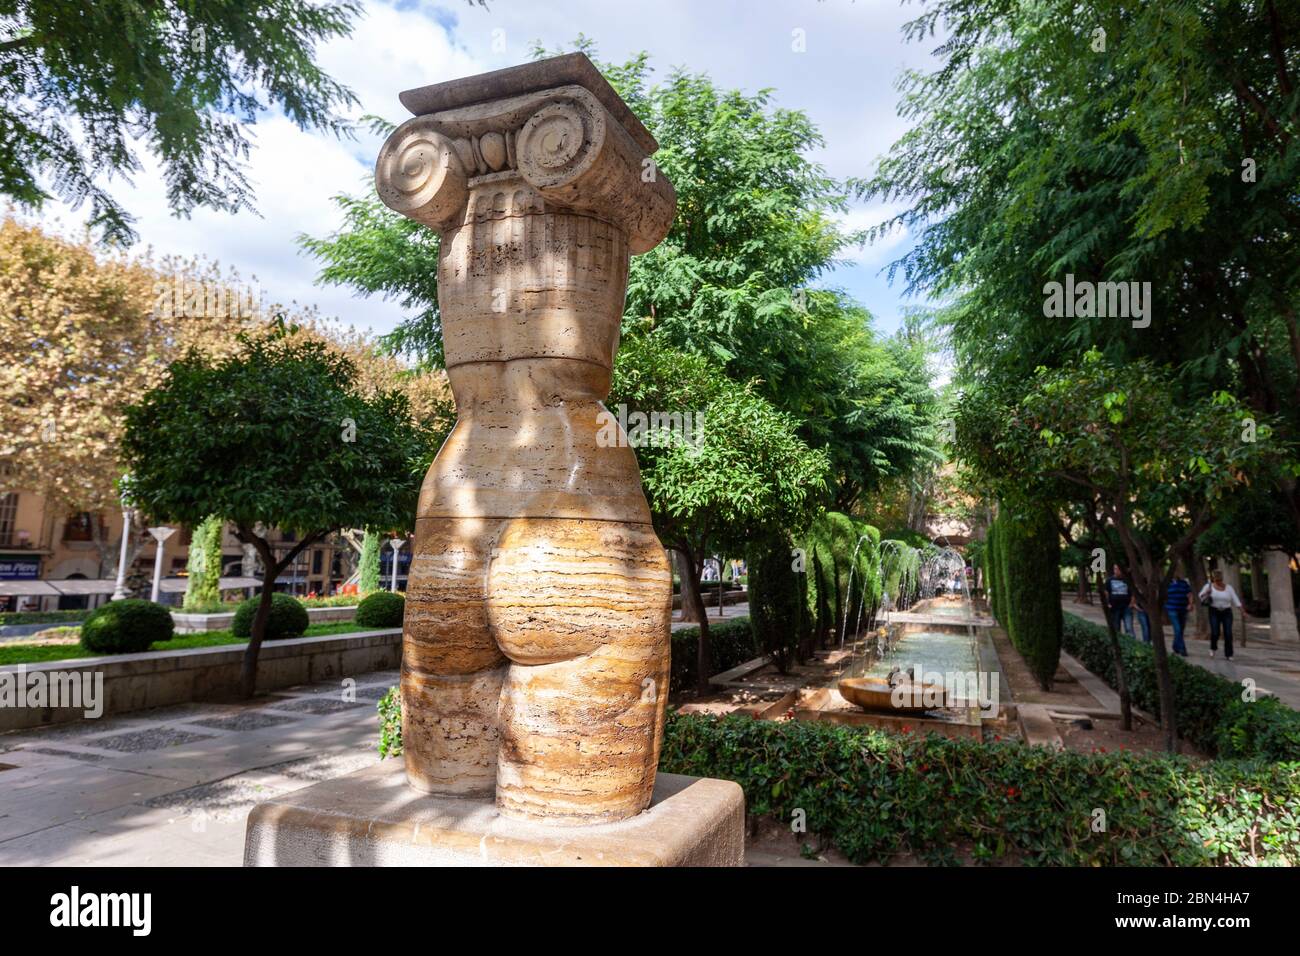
[
  {"left": 1063, "top": 612, "right": 1300, "bottom": 761},
  {"left": 231, "top": 592, "right": 309, "bottom": 640},
  {"left": 0, "top": 609, "right": 93, "bottom": 626},
  {"left": 80, "top": 599, "right": 174, "bottom": 654},
  {"left": 660, "top": 711, "right": 1300, "bottom": 866},
  {"left": 880, "top": 539, "right": 920, "bottom": 609},
  {"left": 358, "top": 529, "right": 381, "bottom": 593},
  {"left": 669, "top": 616, "right": 757, "bottom": 694},
  {"left": 997, "top": 506, "right": 1062, "bottom": 690}
]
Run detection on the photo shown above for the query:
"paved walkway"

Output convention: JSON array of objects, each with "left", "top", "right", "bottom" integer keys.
[
  {"left": 0, "top": 604, "right": 755, "bottom": 867},
  {"left": 671, "top": 599, "right": 748, "bottom": 630},
  {"left": 1063, "top": 599, "right": 1300, "bottom": 709},
  {"left": 0, "top": 602, "right": 757, "bottom": 868},
  {"left": 0, "top": 672, "right": 398, "bottom": 865}
]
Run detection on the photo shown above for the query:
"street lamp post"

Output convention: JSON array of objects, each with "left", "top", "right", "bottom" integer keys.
[
  {"left": 111, "top": 485, "right": 135, "bottom": 601},
  {"left": 390, "top": 538, "right": 406, "bottom": 592},
  {"left": 148, "top": 526, "right": 176, "bottom": 603}
]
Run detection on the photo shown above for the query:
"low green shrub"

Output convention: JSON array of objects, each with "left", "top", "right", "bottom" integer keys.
[
  {"left": 79, "top": 600, "right": 174, "bottom": 654},
  {"left": 0, "top": 609, "right": 93, "bottom": 626},
  {"left": 1062, "top": 612, "right": 1300, "bottom": 760},
  {"left": 355, "top": 590, "right": 405, "bottom": 628},
  {"left": 231, "top": 592, "right": 309, "bottom": 640},
  {"left": 669, "top": 616, "right": 757, "bottom": 694},
  {"left": 661, "top": 712, "right": 1300, "bottom": 866},
  {"left": 377, "top": 686, "right": 403, "bottom": 759}
]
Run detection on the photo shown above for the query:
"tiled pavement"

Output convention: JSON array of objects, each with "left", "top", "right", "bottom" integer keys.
[{"left": 0, "top": 670, "right": 399, "bottom": 866}]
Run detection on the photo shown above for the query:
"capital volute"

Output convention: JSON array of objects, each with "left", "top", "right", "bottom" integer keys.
[{"left": 374, "top": 53, "right": 675, "bottom": 252}]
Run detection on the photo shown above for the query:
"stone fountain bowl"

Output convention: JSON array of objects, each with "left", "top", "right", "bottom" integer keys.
[{"left": 837, "top": 676, "right": 948, "bottom": 714}]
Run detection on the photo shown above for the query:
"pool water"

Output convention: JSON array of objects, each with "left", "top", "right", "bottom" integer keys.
[{"left": 845, "top": 629, "right": 980, "bottom": 681}]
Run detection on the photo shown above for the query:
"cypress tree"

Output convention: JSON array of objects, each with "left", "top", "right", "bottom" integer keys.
[
  {"left": 748, "top": 530, "right": 805, "bottom": 672},
  {"left": 1000, "top": 505, "right": 1063, "bottom": 690},
  {"left": 183, "top": 514, "right": 225, "bottom": 611},
  {"left": 358, "top": 528, "right": 381, "bottom": 593}
]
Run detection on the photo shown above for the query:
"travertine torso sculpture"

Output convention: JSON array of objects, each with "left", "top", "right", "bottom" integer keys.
[{"left": 374, "top": 55, "right": 676, "bottom": 825}]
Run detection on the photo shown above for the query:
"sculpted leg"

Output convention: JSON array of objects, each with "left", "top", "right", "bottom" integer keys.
[
  {"left": 487, "top": 518, "right": 671, "bottom": 824},
  {"left": 401, "top": 517, "right": 507, "bottom": 795}
]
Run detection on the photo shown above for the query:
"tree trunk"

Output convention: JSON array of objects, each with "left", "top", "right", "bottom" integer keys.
[
  {"left": 232, "top": 524, "right": 323, "bottom": 699},
  {"left": 1138, "top": 564, "right": 1177, "bottom": 752},
  {"left": 1249, "top": 553, "right": 1266, "bottom": 606},
  {"left": 1265, "top": 548, "right": 1299, "bottom": 642},
  {"left": 674, "top": 548, "right": 701, "bottom": 624},
  {"left": 1075, "top": 562, "right": 1090, "bottom": 603},
  {"left": 1105, "top": 611, "right": 1133, "bottom": 732},
  {"left": 239, "top": 570, "right": 277, "bottom": 699},
  {"left": 675, "top": 546, "right": 712, "bottom": 695}
]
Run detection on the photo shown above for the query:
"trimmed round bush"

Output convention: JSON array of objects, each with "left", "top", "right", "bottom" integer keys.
[
  {"left": 231, "top": 592, "right": 309, "bottom": 640},
  {"left": 80, "top": 599, "right": 174, "bottom": 654},
  {"left": 355, "top": 590, "right": 405, "bottom": 628}
]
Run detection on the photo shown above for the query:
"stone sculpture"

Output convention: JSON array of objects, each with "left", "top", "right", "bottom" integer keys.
[{"left": 374, "top": 54, "right": 677, "bottom": 826}]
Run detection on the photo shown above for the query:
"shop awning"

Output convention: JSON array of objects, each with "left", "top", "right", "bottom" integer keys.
[{"left": 0, "top": 576, "right": 263, "bottom": 597}]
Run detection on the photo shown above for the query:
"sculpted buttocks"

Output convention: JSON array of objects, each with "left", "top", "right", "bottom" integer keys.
[{"left": 375, "top": 54, "right": 677, "bottom": 825}]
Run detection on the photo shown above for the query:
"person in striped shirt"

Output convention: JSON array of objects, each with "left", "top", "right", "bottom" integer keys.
[{"left": 1164, "top": 568, "right": 1194, "bottom": 657}]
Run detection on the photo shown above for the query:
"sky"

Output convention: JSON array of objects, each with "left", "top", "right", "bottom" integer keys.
[{"left": 44, "top": 0, "right": 946, "bottom": 340}]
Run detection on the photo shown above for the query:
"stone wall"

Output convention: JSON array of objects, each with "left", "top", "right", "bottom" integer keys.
[{"left": 0, "top": 628, "right": 400, "bottom": 732}]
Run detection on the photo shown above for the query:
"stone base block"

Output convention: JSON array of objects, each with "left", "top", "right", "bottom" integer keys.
[{"left": 243, "top": 760, "right": 745, "bottom": 866}]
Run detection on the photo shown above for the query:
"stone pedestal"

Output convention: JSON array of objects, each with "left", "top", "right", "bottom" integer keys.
[{"left": 243, "top": 760, "right": 745, "bottom": 866}]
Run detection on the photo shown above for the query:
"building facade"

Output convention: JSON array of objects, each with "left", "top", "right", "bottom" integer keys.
[{"left": 0, "top": 488, "right": 358, "bottom": 613}]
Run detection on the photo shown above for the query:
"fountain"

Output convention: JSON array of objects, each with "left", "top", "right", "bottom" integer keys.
[{"left": 836, "top": 538, "right": 992, "bottom": 721}]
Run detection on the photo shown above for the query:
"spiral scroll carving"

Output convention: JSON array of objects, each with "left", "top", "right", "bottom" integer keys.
[
  {"left": 374, "top": 116, "right": 468, "bottom": 229},
  {"left": 516, "top": 99, "right": 602, "bottom": 190}
]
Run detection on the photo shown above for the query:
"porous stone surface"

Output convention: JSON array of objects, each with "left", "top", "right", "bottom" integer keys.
[
  {"left": 244, "top": 760, "right": 744, "bottom": 867},
  {"left": 375, "top": 53, "right": 679, "bottom": 826}
]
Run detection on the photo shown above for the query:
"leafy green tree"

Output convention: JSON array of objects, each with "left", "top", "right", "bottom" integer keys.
[
  {"left": 959, "top": 351, "right": 1285, "bottom": 749},
  {"left": 0, "top": 0, "right": 364, "bottom": 243},
  {"left": 610, "top": 336, "right": 828, "bottom": 691},
  {"left": 299, "top": 46, "right": 939, "bottom": 508},
  {"left": 870, "top": 0, "right": 1300, "bottom": 527},
  {"left": 122, "top": 323, "right": 428, "bottom": 697}
]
